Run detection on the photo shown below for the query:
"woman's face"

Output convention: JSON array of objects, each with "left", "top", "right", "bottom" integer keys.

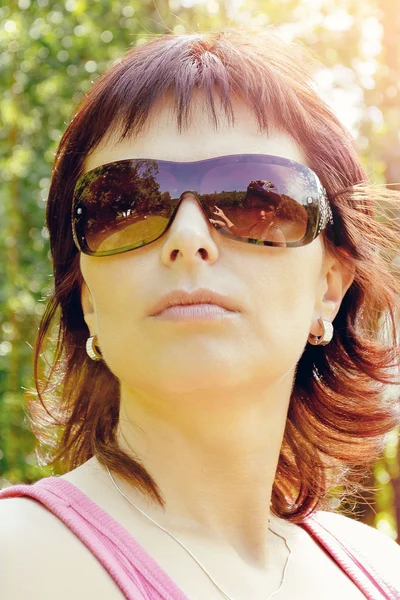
[{"left": 80, "top": 93, "right": 339, "bottom": 401}]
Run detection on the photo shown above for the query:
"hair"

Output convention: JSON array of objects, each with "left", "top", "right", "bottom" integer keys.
[{"left": 28, "top": 28, "right": 400, "bottom": 523}]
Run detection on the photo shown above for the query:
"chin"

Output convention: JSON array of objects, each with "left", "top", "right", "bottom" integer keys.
[{"left": 124, "top": 366, "right": 244, "bottom": 399}]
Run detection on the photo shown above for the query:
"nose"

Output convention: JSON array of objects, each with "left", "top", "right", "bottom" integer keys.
[{"left": 160, "top": 192, "right": 219, "bottom": 266}]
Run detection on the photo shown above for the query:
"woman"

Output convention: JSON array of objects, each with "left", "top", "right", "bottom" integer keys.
[
  {"left": 210, "top": 180, "right": 287, "bottom": 243},
  {"left": 1, "top": 29, "right": 400, "bottom": 600}
]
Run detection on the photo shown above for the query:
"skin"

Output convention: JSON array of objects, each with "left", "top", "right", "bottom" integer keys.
[{"left": 79, "top": 91, "right": 354, "bottom": 573}]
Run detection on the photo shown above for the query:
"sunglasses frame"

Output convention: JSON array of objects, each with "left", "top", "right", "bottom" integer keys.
[{"left": 72, "top": 154, "right": 334, "bottom": 257}]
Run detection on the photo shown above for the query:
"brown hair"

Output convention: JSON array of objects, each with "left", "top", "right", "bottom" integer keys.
[{"left": 29, "top": 29, "right": 400, "bottom": 523}]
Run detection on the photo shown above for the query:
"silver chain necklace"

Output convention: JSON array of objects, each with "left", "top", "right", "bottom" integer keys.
[{"left": 106, "top": 466, "right": 291, "bottom": 600}]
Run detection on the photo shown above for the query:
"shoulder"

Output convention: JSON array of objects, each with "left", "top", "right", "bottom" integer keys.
[
  {"left": 310, "top": 510, "right": 400, "bottom": 586},
  {"left": 0, "top": 494, "right": 79, "bottom": 571},
  {"left": 312, "top": 509, "right": 400, "bottom": 551},
  {"left": 0, "top": 492, "right": 58, "bottom": 527},
  {"left": 0, "top": 495, "right": 65, "bottom": 597},
  {"left": 0, "top": 489, "right": 120, "bottom": 599}
]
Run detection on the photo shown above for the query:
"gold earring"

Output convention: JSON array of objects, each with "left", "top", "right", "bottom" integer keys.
[
  {"left": 308, "top": 318, "right": 333, "bottom": 346},
  {"left": 86, "top": 335, "right": 103, "bottom": 361}
]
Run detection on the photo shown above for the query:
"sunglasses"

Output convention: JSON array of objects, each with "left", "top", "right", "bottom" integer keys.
[{"left": 72, "top": 154, "right": 334, "bottom": 257}]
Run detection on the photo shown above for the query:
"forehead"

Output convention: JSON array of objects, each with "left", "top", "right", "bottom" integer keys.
[{"left": 83, "top": 91, "right": 309, "bottom": 174}]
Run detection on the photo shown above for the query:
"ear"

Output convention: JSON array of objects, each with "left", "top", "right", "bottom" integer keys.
[
  {"left": 81, "top": 281, "right": 96, "bottom": 335},
  {"left": 310, "top": 250, "right": 355, "bottom": 337}
]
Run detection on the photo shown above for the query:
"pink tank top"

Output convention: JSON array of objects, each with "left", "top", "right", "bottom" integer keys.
[{"left": 0, "top": 476, "right": 398, "bottom": 599}]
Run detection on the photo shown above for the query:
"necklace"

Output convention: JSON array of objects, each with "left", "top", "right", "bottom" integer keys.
[{"left": 106, "top": 466, "right": 291, "bottom": 600}]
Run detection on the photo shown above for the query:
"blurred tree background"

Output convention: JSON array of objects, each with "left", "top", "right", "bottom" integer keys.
[{"left": 1, "top": 0, "right": 399, "bottom": 540}]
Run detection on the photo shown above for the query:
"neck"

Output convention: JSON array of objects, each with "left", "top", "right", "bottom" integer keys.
[{"left": 116, "top": 374, "right": 294, "bottom": 567}]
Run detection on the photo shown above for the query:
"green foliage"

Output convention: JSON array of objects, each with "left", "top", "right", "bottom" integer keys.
[{"left": 1, "top": 0, "right": 399, "bottom": 538}]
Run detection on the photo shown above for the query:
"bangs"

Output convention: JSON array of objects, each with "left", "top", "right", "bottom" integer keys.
[{"left": 78, "top": 30, "right": 314, "bottom": 155}]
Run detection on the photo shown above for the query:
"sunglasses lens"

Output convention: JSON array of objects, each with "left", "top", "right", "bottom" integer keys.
[
  {"left": 86, "top": 214, "right": 170, "bottom": 253},
  {"left": 199, "top": 162, "right": 311, "bottom": 245},
  {"left": 73, "top": 157, "right": 320, "bottom": 255},
  {"left": 210, "top": 201, "right": 308, "bottom": 245},
  {"left": 74, "top": 161, "right": 176, "bottom": 254}
]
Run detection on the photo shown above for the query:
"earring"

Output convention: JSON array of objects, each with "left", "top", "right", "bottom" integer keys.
[
  {"left": 86, "top": 335, "right": 103, "bottom": 361},
  {"left": 308, "top": 318, "right": 333, "bottom": 346}
]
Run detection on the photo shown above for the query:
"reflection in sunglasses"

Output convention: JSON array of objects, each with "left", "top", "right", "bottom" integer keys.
[{"left": 73, "top": 155, "right": 331, "bottom": 255}]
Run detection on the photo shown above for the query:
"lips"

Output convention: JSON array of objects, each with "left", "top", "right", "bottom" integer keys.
[{"left": 148, "top": 288, "right": 241, "bottom": 317}]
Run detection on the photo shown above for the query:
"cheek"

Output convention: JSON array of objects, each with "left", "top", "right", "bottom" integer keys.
[
  {"left": 80, "top": 252, "right": 146, "bottom": 336},
  {"left": 247, "top": 245, "right": 322, "bottom": 359},
  {"left": 81, "top": 252, "right": 167, "bottom": 383}
]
